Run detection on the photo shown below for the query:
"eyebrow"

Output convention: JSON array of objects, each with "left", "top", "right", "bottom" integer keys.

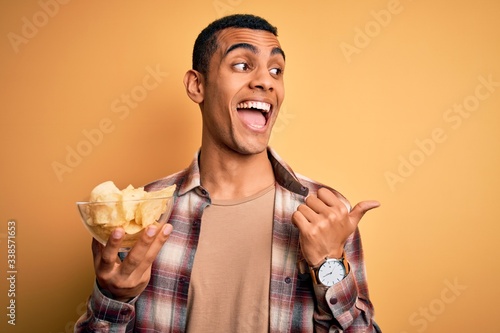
[{"left": 224, "top": 42, "right": 286, "bottom": 61}]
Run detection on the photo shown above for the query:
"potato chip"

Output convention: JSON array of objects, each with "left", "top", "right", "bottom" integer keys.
[
  {"left": 89, "top": 201, "right": 122, "bottom": 226},
  {"left": 121, "top": 184, "right": 146, "bottom": 222},
  {"left": 89, "top": 180, "right": 121, "bottom": 202},
  {"left": 136, "top": 197, "right": 168, "bottom": 227},
  {"left": 135, "top": 185, "right": 176, "bottom": 226},
  {"left": 122, "top": 220, "right": 145, "bottom": 234}
]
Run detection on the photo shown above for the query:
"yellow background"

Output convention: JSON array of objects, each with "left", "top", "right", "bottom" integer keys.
[{"left": 1, "top": 0, "right": 499, "bottom": 332}]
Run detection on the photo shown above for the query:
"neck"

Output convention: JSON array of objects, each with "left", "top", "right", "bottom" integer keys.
[{"left": 199, "top": 146, "right": 275, "bottom": 201}]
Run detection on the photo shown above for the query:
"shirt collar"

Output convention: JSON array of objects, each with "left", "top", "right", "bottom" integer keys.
[{"left": 178, "top": 147, "right": 309, "bottom": 197}]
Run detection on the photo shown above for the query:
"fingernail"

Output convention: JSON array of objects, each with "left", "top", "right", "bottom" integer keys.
[
  {"left": 146, "top": 226, "right": 157, "bottom": 237},
  {"left": 162, "top": 224, "right": 172, "bottom": 236},
  {"left": 112, "top": 228, "right": 124, "bottom": 239}
]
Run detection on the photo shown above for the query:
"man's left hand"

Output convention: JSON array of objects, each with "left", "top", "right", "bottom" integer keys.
[{"left": 292, "top": 187, "right": 380, "bottom": 267}]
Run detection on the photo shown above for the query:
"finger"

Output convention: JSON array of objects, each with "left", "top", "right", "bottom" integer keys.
[
  {"left": 142, "top": 223, "right": 173, "bottom": 267},
  {"left": 121, "top": 225, "right": 158, "bottom": 271},
  {"left": 98, "top": 228, "right": 124, "bottom": 270},
  {"left": 123, "top": 223, "right": 173, "bottom": 277},
  {"left": 296, "top": 201, "right": 321, "bottom": 223},
  {"left": 92, "top": 237, "right": 101, "bottom": 257},
  {"left": 304, "top": 195, "right": 329, "bottom": 214},
  {"left": 291, "top": 210, "right": 311, "bottom": 232},
  {"left": 317, "top": 187, "right": 344, "bottom": 208},
  {"left": 349, "top": 200, "right": 381, "bottom": 224},
  {"left": 92, "top": 238, "right": 103, "bottom": 267},
  {"left": 307, "top": 189, "right": 350, "bottom": 222},
  {"left": 120, "top": 224, "right": 162, "bottom": 276}
]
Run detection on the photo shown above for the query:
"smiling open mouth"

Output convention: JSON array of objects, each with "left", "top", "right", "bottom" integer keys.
[{"left": 236, "top": 101, "right": 271, "bottom": 129}]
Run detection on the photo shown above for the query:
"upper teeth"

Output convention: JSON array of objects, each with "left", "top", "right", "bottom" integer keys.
[{"left": 237, "top": 101, "right": 271, "bottom": 112}]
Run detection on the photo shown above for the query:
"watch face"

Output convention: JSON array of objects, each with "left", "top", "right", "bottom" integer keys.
[{"left": 318, "top": 259, "right": 346, "bottom": 287}]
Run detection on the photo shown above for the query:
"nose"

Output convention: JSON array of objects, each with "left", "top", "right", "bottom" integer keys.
[{"left": 249, "top": 66, "right": 274, "bottom": 92}]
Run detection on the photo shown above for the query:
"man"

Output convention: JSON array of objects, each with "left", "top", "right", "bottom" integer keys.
[{"left": 76, "top": 14, "right": 381, "bottom": 332}]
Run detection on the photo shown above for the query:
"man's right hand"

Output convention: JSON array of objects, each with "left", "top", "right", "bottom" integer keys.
[{"left": 92, "top": 223, "right": 173, "bottom": 302}]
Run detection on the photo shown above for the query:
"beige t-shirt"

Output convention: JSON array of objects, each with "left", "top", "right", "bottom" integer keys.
[{"left": 186, "top": 184, "right": 275, "bottom": 333}]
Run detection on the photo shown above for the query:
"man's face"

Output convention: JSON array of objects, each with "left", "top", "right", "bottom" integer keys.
[{"left": 200, "top": 27, "right": 285, "bottom": 156}]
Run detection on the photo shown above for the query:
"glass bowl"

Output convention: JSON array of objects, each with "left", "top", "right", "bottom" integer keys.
[{"left": 76, "top": 196, "right": 174, "bottom": 251}]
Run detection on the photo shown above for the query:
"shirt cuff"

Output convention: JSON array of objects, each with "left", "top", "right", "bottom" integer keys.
[
  {"left": 313, "top": 271, "right": 359, "bottom": 326},
  {"left": 90, "top": 280, "right": 137, "bottom": 324}
]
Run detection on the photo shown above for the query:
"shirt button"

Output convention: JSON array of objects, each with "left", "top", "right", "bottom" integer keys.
[
  {"left": 201, "top": 189, "right": 207, "bottom": 196},
  {"left": 329, "top": 297, "right": 338, "bottom": 305},
  {"left": 284, "top": 277, "right": 292, "bottom": 284},
  {"left": 300, "top": 186, "right": 307, "bottom": 193}
]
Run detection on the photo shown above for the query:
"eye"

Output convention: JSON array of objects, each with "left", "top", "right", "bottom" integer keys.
[
  {"left": 233, "top": 63, "right": 250, "bottom": 71},
  {"left": 269, "top": 67, "right": 283, "bottom": 76}
]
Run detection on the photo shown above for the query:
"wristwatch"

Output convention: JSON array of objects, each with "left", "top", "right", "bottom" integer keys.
[{"left": 309, "top": 255, "right": 350, "bottom": 287}]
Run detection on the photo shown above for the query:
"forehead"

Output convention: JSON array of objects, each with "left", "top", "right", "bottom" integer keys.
[{"left": 215, "top": 28, "right": 283, "bottom": 56}]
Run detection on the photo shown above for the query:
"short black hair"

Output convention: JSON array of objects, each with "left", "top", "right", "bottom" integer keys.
[{"left": 192, "top": 14, "right": 278, "bottom": 75}]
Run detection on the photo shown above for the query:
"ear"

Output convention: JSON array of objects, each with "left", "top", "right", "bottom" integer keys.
[{"left": 183, "top": 69, "right": 204, "bottom": 104}]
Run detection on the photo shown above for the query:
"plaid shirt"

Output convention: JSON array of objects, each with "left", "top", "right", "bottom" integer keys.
[{"left": 75, "top": 148, "right": 381, "bottom": 332}]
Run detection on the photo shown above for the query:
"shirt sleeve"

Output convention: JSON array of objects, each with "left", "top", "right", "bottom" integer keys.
[
  {"left": 74, "top": 281, "right": 137, "bottom": 333},
  {"left": 312, "top": 228, "right": 382, "bottom": 332}
]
